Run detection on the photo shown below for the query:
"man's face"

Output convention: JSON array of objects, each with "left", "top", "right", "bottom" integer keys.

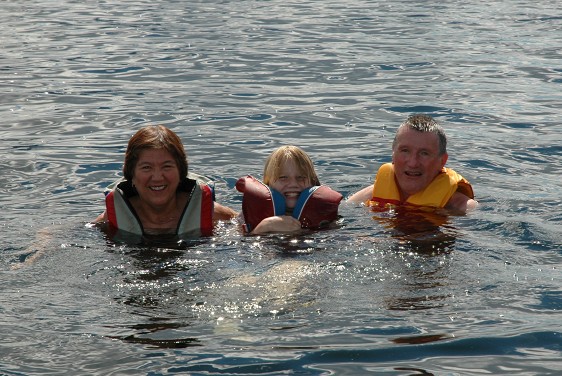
[{"left": 392, "top": 127, "right": 448, "bottom": 198}]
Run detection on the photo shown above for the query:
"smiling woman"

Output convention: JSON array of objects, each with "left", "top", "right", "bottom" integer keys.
[
  {"left": 93, "top": 125, "right": 236, "bottom": 238},
  {"left": 128, "top": 148, "right": 191, "bottom": 230}
]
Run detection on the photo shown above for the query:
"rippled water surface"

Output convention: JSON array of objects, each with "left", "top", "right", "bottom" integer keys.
[{"left": 1, "top": 0, "right": 561, "bottom": 375}]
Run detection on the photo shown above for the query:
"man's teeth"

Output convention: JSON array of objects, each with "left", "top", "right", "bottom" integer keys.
[
  {"left": 405, "top": 171, "right": 421, "bottom": 176},
  {"left": 285, "top": 192, "right": 299, "bottom": 198},
  {"left": 150, "top": 185, "right": 166, "bottom": 191}
]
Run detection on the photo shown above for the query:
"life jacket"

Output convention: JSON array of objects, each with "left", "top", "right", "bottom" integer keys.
[
  {"left": 235, "top": 175, "right": 343, "bottom": 233},
  {"left": 104, "top": 174, "right": 214, "bottom": 237},
  {"left": 367, "top": 163, "right": 474, "bottom": 210}
]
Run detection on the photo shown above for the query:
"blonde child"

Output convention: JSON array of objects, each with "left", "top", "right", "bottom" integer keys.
[{"left": 236, "top": 145, "right": 342, "bottom": 235}]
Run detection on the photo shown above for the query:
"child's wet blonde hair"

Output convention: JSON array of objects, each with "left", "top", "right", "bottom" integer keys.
[{"left": 262, "top": 145, "right": 320, "bottom": 186}]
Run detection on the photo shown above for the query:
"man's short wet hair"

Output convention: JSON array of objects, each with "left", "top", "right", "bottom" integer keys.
[{"left": 392, "top": 114, "right": 447, "bottom": 155}]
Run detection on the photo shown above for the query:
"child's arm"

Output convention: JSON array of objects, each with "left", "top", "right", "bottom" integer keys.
[{"left": 250, "top": 215, "right": 302, "bottom": 235}]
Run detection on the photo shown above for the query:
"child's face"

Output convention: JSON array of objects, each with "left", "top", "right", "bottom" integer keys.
[{"left": 270, "top": 159, "right": 312, "bottom": 209}]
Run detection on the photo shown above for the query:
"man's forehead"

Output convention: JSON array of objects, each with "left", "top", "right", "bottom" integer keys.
[{"left": 395, "top": 127, "right": 440, "bottom": 147}]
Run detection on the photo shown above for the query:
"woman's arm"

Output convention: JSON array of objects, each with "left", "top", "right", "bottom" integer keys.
[
  {"left": 213, "top": 203, "right": 237, "bottom": 221},
  {"left": 93, "top": 211, "right": 107, "bottom": 223}
]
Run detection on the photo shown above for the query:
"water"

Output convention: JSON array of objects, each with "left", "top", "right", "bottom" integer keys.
[{"left": 1, "top": 0, "right": 561, "bottom": 374}]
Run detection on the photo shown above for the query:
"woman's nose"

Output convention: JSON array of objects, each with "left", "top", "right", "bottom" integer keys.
[{"left": 152, "top": 168, "right": 164, "bottom": 179}]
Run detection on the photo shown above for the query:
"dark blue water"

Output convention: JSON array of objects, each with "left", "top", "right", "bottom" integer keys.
[{"left": 1, "top": 0, "right": 561, "bottom": 375}]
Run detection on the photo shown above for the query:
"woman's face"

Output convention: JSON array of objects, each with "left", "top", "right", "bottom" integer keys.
[
  {"left": 270, "top": 158, "right": 312, "bottom": 210},
  {"left": 131, "top": 148, "right": 181, "bottom": 210}
]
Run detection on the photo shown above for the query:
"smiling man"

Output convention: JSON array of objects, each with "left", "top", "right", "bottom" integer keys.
[{"left": 348, "top": 114, "right": 478, "bottom": 213}]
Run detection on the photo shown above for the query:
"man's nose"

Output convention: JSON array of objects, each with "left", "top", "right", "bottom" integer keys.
[{"left": 406, "top": 154, "right": 420, "bottom": 167}]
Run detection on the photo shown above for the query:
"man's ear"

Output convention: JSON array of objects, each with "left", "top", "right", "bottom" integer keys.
[{"left": 440, "top": 152, "right": 449, "bottom": 168}]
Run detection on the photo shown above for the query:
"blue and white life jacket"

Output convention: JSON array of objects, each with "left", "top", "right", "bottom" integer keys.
[{"left": 235, "top": 175, "right": 342, "bottom": 233}]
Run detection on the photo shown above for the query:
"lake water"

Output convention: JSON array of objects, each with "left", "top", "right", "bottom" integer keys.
[{"left": 1, "top": 0, "right": 561, "bottom": 374}]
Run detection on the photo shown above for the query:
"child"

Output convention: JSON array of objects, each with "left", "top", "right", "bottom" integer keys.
[{"left": 236, "top": 145, "right": 342, "bottom": 235}]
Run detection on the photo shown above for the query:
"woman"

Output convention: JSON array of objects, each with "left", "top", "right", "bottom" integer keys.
[{"left": 94, "top": 125, "right": 236, "bottom": 237}]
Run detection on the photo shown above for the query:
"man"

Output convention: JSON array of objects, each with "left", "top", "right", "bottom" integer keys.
[{"left": 348, "top": 114, "right": 478, "bottom": 213}]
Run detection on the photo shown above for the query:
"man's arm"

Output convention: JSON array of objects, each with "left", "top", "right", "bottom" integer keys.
[
  {"left": 347, "top": 185, "right": 374, "bottom": 204},
  {"left": 446, "top": 191, "right": 478, "bottom": 213}
]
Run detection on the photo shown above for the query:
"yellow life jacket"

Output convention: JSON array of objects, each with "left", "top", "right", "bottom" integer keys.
[{"left": 366, "top": 163, "right": 474, "bottom": 209}]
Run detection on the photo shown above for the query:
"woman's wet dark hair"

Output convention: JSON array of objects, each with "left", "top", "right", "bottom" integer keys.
[{"left": 123, "top": 125, "right": 188, "bottom": 181}]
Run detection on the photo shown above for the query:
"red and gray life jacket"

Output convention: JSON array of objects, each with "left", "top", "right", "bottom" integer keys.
[
  {"left": 104, "top": 176, "right": 214, "bottom": 237},
  {"left": 235, "top": 175, "right": 342, "bottom": 233}
]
